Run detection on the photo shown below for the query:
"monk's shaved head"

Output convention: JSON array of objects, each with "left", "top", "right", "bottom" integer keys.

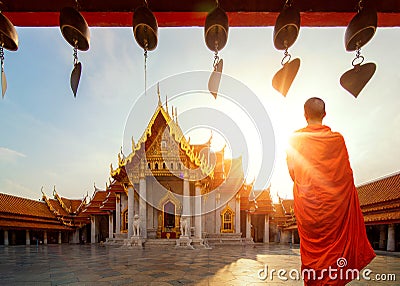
[{"left": 304, "top": 97, "right": 326, "bottom": 122}]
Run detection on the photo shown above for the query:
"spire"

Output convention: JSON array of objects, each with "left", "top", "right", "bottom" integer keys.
[{"left": 157, "top": 82, "right": 161, "bottom": 106}]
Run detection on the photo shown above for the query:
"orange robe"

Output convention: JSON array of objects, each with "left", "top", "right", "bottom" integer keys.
[{"left": 286, "top": 124, "right": 375, "bottom": 285}]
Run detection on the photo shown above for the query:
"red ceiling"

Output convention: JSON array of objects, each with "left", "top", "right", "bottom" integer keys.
[{"left": 2, "top": 0, "right": 400, "bottom": 27}]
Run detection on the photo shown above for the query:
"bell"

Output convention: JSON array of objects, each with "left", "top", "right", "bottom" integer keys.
[
  {"left": 273, "top": 5, "right": 300, "bottom": 50},
  {"left": 60, "top": 7, "right": 90, "bottom": 51},
  {"left": 204, "top": 6, "right": 229, "bottom": 52},
  {"left": 0, "top": 13, "right": 18, "bottom": 51},
  {"left": 345, "top": 7, "right": 377, "bottom": 52},
  {"left": 133, "top": 6, "right": 158, "bottom": 51}
]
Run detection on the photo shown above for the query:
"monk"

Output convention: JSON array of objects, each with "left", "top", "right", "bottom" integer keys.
[{"left": 286, "top": 97, "right": 375, "bottom": 285}]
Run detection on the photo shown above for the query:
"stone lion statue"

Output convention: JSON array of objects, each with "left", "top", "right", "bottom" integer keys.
[
  {"left": 132, "top": 214, "right": 141, "bottom": 237},
  {"left": 180, "top": 217, "right": 188, "bottom": 237}
]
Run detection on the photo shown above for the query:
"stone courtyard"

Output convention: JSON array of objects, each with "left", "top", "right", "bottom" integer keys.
[{"left": 0, "top": 244, "right": 398, "bottom": 286}]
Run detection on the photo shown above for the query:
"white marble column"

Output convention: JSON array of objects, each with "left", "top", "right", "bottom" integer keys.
[
  {"left": 127, "top": 185, "right": 134, "bottom": 238},
  {"left": 58, "top": 231, "right": 62, "bottom": 244},
  {"left": 139, "top": 177, "right": 147, "bottom": 238},
  {"left": 183, "top": 173, "right": 191, "bottom": 227},
  {"left": 235, "top": 194, "right": 241, "bottom": 234},
  {"left": 246, "top": 212, "right": 251, "bottom": 239},
  {"left": 387, "top": 224, "right": 396, "bottom": 251},
  {"left": 25, "top": 230, "right": 30, "bottom": 245},
  {"left": 115, "top": 194, "right": 121, "bottom": 234},
  {"left": 195, "top": 181, "right": 202, "bottom": 239},
  {"left": 43, "top": 230, "right": 48, "bottom": 245},
  {"left": 109, "top": 213, "right": 114, "bottom": 239},
  {"left": 379, "top": 225, "right": 386, "bottom": 249},
  {"left": 4, "top": 230, "right": 8, "bottom": 246},
  {"left": 91, "top": 216, "right": 96, "bottom": 243},
  {"left": 264, "top": 214, "right": 270, "bottom": 243}
]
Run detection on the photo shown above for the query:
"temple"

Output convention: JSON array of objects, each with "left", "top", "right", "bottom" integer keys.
[{"left": 0, "top": 90, "right": 399, "bottom": 250}]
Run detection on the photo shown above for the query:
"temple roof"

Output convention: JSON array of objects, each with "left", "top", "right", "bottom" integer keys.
[
  {"left": 111, "top": 101, "right": 213, "bottom": 181},
  {"left": 0, "top": 193, "right": 72, "bottom": 231},
  {"left": 42, "top": 188, "right": 90, "bottom": 227},
  {"left": 357, "top": 171, "right": 400, "bottom": 224},
  {"left": 83, "top": 188, "right": 110, "bottom": 215},
  {"left": 357, "top": 172, "right": 400, "bottom": 207}
]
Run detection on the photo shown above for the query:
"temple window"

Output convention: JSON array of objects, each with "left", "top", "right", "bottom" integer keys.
[
  {"left": 148, "top": 162, "right": 151, "bottom": 169},
  {"left": 155, "top": 163, "right": 159, "bottom": 170},
  {"left": 220, "top": 205, "right": 234, "bottom": 233},
  {"left": 122, "top": 209, "right": 128, "bottom": 232},
  {"left": 170, "top": 162, "right": 174, "bottom": 170},
  {"left": 163, "top": 162, "right": 166, "bottom": 169},
  {"left": 177, "top": 163, "right": 181, "bottom": 170}
]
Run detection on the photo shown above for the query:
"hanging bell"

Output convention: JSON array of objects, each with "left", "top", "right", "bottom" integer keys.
[
  {"left": 345, "top": 6, "right": 377, "bottom": 52},
  {"left": 133, "top": 6, "right": 158, "bottom": 51},
  {"left": 272, "top": 4, "right": 301, "bottom": 97},
  {"left": 0, "top": 12, "right": 18, "bottom": 99},
  {"left": 60, "top": 7, "right": 90, "bottom": 51},
  {"left": 204, "top": 6, "right": 229, "bottom": 52},
  {"left": 273, "top": 5, "right": 300, "bottom": 51},
  {"left": 60, "top": 7, "right": 90, "bottom": 98},
  {"left": 0, "top": 13, "right": 18, "bottom": 52}
]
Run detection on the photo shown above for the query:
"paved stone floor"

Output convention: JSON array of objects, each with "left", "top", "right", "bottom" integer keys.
[{"left": 0, "top": 244, "right": 399, "bottom": 286}]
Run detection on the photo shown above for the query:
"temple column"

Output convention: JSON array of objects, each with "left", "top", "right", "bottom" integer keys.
[
  {"left": 108, "top": 213, "right": 114, "bottom": 239},
  {"left": 58, "top": 231, "right": 62, "bottom": 244},
  {"left": 25, "top": 230, "right": 30, "bottom": 245},
  {"left": 43, "top": 231, "right": 48, "bottom": 245},
  {"left": 291, "top": 230, "right": 295, "bottom": 244},
  {"left": 264, "top": 214, "right": 270, "bottom": 243},
  {"left": 246, "top": 212, "right": 251, "bottom": 239},
  {"left": 139, "top": 161, "right": 147, "bottom": 238},
  {"left": 127, "top": 185, "right": 134, "bottom": 238},
  {"left": 387, "top": 224, "right": 396, "bottom": 252},
  {"left": 379, "top": 225, "right": 386, "bottom": 249},
  {"left": 91, "top": 216, "right": 96, "bottom": 243},
  {"left": 4, "top": 230, "right": 8, "bottom": 246},
  {"left": 115, "top": 194, "right": 121, "bottom": 234},
  {"left": 195, "top": 181, "right": 202, "bottom": 239},
  {"left": 183, "top": 172, "right": 191, "bottom": 229},
  {"left": 235, "top": 194, "right": 241, "bottom": 234}
]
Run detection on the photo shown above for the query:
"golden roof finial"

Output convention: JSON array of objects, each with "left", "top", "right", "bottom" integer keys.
[
  {"left": 157, "top": 82, "right": 161, "bottom": 106},
  {"left": 165, "top": 94, "right": 168, "bottom": 112},
  {"left": 171, "top": 105, "right": 174, "bottom": 118},
  {"left": 53, "top": 185, "right": 56, "bottom": 197},
  {"left": 175, "top": 107, "right": 178, "bottom": 124}
]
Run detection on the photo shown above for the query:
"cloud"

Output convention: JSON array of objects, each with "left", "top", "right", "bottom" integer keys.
[{"left": 0, "top": 147, "right": 26, "bottom": 163}]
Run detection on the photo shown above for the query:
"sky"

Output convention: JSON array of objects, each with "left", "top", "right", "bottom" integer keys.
[{"left": 0, "top": 26, "right": 399, "bottom": 201}]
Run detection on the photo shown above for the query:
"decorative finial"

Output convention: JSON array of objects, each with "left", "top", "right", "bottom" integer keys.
[
  {"left": 94, "top": 182, "right": 96, "bottom": 189},
  {"left": 110, "top": 163, "right": 114, "bottom": 172},
  {"left": 53, "top": 185, "right": 56, "bottom": 197},
  {"left": 175, "top": 107, "right": 178, "bottom": 123},
  {"left": 157, "top": 82, "right": 161, "bottom": 106},
  {"left": 165, "top": 94, "right": 168, "bottom": 112},
  {"left": 172, "top": 105, "right": 174, "bottom": 118}
]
